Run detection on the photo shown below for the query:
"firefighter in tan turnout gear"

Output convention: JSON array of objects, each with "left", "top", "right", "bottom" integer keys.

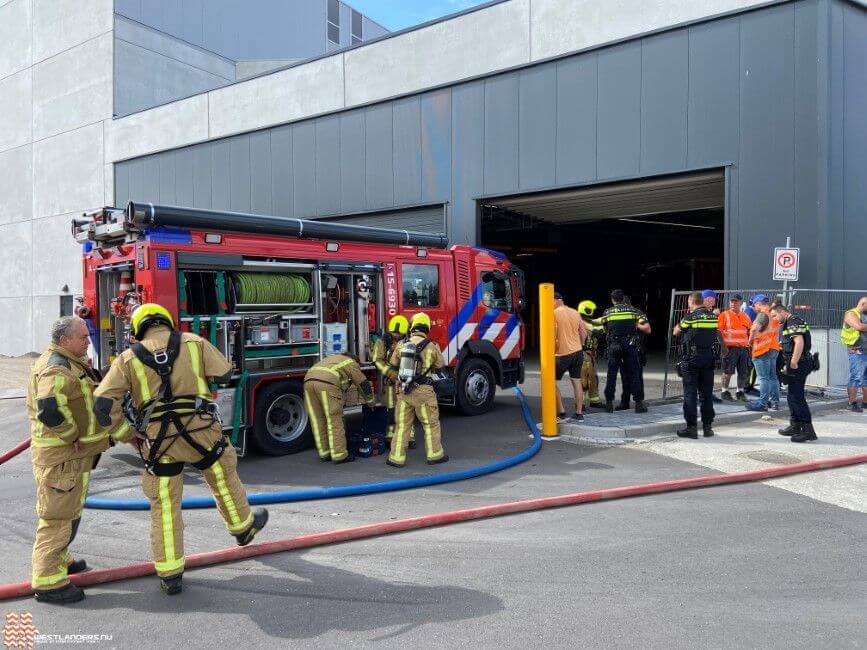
[
  {"left": 93, "top": 304, "right": 267, "bottom": 596},
  {"left": 303, "top": 354, "right": 376, "bottom": 463},
  {"left": 371, "top": 315, "right": 410, "bottom": 445},
  {"left": 387, "top": 312, "right": 449, "bottom": 468},
  {"left": 27, "top": 317, "right": 124, "bottom": 604}
]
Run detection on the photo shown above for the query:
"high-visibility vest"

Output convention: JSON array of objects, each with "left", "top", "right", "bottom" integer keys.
[
  {"left": 719, "top": 310, "right": 750, "bottom": 347},
  {"left": 841, "top": 308, "right": 863, "bottom": 347},
  {"left": 752, "top": 317, "right": 781, "bottom": 358}
]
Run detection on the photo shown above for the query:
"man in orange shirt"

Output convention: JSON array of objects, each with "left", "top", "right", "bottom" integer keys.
[
  {"left": 718, "top": 294, "right": 752, "bottom": 401},
  {"left": 553, "top": 293, "right": 587, "bottom": 423},
  {"left": 746, "top": 295, "right": 781, "bottom": 411}
]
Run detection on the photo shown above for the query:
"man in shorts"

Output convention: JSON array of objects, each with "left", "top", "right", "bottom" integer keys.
[{"left": 553, "top": 293, "right": 587, "bottom": 423}]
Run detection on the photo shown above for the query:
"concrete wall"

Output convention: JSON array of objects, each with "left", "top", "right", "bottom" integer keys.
[
  {"left": 116, "top": 0, "right": 847, "bottom": 293},
  {"left": 0, "top": 0, "right": 114, "bottom": 356}
]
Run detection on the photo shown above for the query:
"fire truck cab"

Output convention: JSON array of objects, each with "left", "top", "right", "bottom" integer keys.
[{"left": 73, "top": 203, "right": 525, "bottom": 456}]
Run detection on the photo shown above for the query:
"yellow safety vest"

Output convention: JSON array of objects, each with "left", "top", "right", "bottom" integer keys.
[{"left": 841, "top": 308, "right": 862, "bottom": 346}]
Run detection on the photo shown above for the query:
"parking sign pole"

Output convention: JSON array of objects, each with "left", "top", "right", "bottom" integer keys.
[{"left": 783, "top": 236, "right": 790, "bottom": 305}]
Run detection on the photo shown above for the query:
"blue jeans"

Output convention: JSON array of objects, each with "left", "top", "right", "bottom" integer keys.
[
  {"left": 848, "top": 352, "right": 867, "bottom": 388},
  {"left": 753, "top": 350, "right": 780, "bottom": 406}
]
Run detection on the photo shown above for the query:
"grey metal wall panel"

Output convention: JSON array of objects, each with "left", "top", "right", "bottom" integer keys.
[
  {"left": 192, "top": 144, "right": 212, "bottom": 209},
  {"left": 420, "top": 89, "right": 452, "bottom": 203},
  {"left": 641, "top": 31, "right": 688, "bottom": 174},
  {"left": 159, "top": 151, "right": 177, "bottom": 205},
  {"left": 315, "top": 116, "right": 341, "bottom": 216},
  {"left": 827, "top": 0, "right": 845, "bottom": 289},
  {"left": 293, "top": 122, "right": 317, "bottom": 217},
  {"left": 250, "top": 131, "right": 273, "bottom": 214},
  {"left": 737, "top": 4, "right": 795, "bottom": 287},
  {"left": 687, "top": 17, "right": 740, "bottom": 168},
  {"left": 364, "top": 104, "right": 394, "bottom": 210},
  {"left": 339, "top": 2, "right": 351, "bottom": 47},
  {"left": 484, "top": 74, "right": 519, "bottom": 196},
  {"left": 555, "top": 55, "right": 597, "bottom": 186},
  {"left": 326, "top": 206, "right": 445, "bottom": 233},
  {"left": 114, "top": 164, "right": 130, "bottom": 208},
  {"left": 140, "top": 157, "right": 160, "bottom": 203},
  {"left": 597, "top": 43, "right": 641, "bottom": 180},
  {"left": 519, "top": 64, "right": 556, "bottom": 190},
  {"left": 210, "top": 139, "right": 231, "bottom": 211},
  {"left": 339, "top": 111, "right": 366, "bottom": 212},
  {"left": 228, "top": 135, "right": 251, "bottom": 212},
  {"left": 181, "top": 0, "right": 205, "bottom": 47},
  {"left": 392, "top": 97, "right": 422, "bottom": 206},
  {"left": 174, "top": 149, "right": 194, "bottom": 207},
  {"left": 270, "top": 125, "right": 293, "bottom": 217},
  {"left": 451, "top": 81, "right": 485, "bottom": 244}
]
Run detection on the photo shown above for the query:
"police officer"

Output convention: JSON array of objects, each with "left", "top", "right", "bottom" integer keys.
[
  {"left": 304, "top": 353, "right": 376, "bottom": 463},
  {"left": 577, "top": 300, "right": 605, "bottom": 409},
  {"left": 26, "top": 317, "right": 124, "bottom": 603},
  {"left": 93, "top": 304, "right": 268, "bottom": 596},
  {"left": 673, "top": 291, "right": 723, "bottom": 438},
  {"left": 387, "top": 312, "right": 449, "bottom": 467},
  {"left": 771, "top": 302, "right": 817, "bottom": 442},
  {"left": 600, "top": 289, "right": 651, "bottom": 413},
  {"left": 372, "top": 315, "right": 410, "bottom": 445}
]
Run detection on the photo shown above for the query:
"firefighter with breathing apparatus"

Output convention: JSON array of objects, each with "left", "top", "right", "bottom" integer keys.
[
  {"left": 387, "top": 312, "right": 449, "bottom": 467},
  {"left": 93, "top": 303, "right": 268, "bottom": 596},
  {"left": 371, "top": 315, "right": 412, "bottom": 446},
  {"left": 577, "top": 300, "right": 605, "bottom": 409}
]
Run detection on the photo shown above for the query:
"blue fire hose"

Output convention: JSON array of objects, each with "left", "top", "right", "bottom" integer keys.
[{"left": 84, "top": 387, "right": 543, "bottom": 510}]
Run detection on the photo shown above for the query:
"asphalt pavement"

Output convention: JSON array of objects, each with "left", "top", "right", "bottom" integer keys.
[{"left": 0, "top": 391, "right": 864, "bottom": 649}]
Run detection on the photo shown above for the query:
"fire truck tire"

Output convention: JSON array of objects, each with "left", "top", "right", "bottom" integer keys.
[
  {"left": 251, "top": 380, "right": 312, "bottom": 456},
  {"left": 456, "top": 357, "right": 496, "bottom": 416}
]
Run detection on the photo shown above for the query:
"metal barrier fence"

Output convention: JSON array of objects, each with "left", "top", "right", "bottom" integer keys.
[{"left": 662, "top": 288, "right": 866, "bottom": 399}]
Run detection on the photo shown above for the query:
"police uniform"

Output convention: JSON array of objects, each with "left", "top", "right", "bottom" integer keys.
[
  {"left": 388, "top": 329, "right": 447, "bottom": 467},
  {"left": 26, "top": 344, "right": 121, "bottom": 599},
  {"left": 677, "top": 306, "right": 720, "bottom": 435},
  {"left": 93, "top": 305, "right": 266, "bottom": 594},
  {"left": 778, "top": 315, "right": 815, "bottom": 441},
  {"left": 303, "top": 354, "right": 375, "bottom": 462},
  {"left": 599, "top": 303, "right": 648, "bottom": 410}
]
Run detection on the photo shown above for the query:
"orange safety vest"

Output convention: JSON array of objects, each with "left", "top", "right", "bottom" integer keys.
[
  {"left": 719, "top": 310, "right": 751, "bottom": 347},
  {"left": 752, "top": 316, "right": 781, "bottom": 358}
]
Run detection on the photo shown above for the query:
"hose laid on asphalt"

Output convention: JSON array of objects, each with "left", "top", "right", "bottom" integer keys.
[
  {"left": 85, "top": 387, "right": 544, "bottom": 510},
  {"left": 2, "top": 450, "right": 864, "bottom": 601},
  {"left": 0, "top": 439, "right": 30, "bottom": 466}
]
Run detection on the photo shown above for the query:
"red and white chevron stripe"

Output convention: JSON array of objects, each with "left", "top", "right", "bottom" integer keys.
[{"left": 3, "top": 611, "right": 38, "bottom": 650}]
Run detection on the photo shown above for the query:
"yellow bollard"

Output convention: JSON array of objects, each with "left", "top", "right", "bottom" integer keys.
[{"left": 538, "top": 283, "right": 558, "bottom": 437}]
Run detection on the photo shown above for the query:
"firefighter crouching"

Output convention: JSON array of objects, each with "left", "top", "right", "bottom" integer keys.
[
  {"left": 93, "top": 304, "right": 268, "bottom": 596},
  {"left": 577, "top": 300, "right": 605, "bottom": 409},
  {"left": 27, "top": 317, "right": 125, "bottom": 604},
  {"left": 387, "top": 312, "right": 449, "bottom": 468},
  {"left": 303, "top": 353, "right": 376, "bottom": 463},
  {"left": 371, "top": 315, "right": 411, "bottom": 446},
  {"left": 673, "top": 291, "right": 724, "bottom": 439}
]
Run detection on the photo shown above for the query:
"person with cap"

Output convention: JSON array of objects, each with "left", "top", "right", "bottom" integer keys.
[
  {"left": 746, "top": 294, "right": 781, "bottom": 412},
  {"left": 718, "top": 294, "right": 752, "bottom": 401},
  {"left": 577, "top": 300, "right": 605, "bottom": 409},
  {"left": 93, "top": 303, "right": 268, "bottom": 596},
  {"left": 553, "top": 293, "right": 587, "bottom": 422},
  {"left": 673, "top": 291, "right": 722, "bottom": 438},
  {"left": 372, "top": 315, "right": 410, "bottom": 443},
  {"left": 771, "top": 301, "right": 817, "bottom": 442},
  {"left": 702, "top": 289, "right": 721, "bottom": 316},
  {"left": 599, "top": 289, "right": 651, "bottom": 414},
  {"left": 840, "top": 295, "right": 867, "bottom": 412}
]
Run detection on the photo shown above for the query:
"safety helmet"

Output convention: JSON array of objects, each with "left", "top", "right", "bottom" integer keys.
[
  {"left": 388, "top": 315, "right": 409, "bottom": 336},
  {"left": 577, "top": 300, "right": 597, "bottom": 316},
  {"left": 130, "top": 303, "right": 174, "bottom": 340},
  {"left": 410, "top": 312, "right": 432, "bottom": 332}
]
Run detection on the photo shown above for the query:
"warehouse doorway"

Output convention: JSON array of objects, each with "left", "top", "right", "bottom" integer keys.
[{"left": 479, "top": 170, "right": 726, "bottom": 352}]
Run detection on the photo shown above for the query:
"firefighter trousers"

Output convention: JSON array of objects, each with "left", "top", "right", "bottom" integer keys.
[
  {"left": 303, "top": 380, "right": 349, "bottom": 462},
  {"left": 141, "top": 425, "right": 252, "bottom": 578},
  {"left": 382, "top": 383, "right": 413, "bottom": 442},
  {"left": 31, "top": 455, "right": 98, "bottom": 590},
  {"left": 581, "top": 353, "right": 602, "bottom": 403},
  {"left": 388, "top": 386, "right": 444, "bottom": 466}
]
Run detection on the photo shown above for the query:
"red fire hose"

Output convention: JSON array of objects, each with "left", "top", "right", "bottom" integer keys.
[
  {"left": 0, "top": 439, "right": 30, "bottom": 466},
  {"left": 1, "top": 452, "right": 863, "bottom": 601}
]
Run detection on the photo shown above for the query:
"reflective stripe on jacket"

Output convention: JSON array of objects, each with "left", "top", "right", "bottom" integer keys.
[{"left": 718, "top": 309, "right": 751, "bottom": 347}]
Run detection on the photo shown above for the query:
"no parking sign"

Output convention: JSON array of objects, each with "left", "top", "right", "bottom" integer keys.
[{"left": 773, "top": 247, "right": 799, "bottom": 281}]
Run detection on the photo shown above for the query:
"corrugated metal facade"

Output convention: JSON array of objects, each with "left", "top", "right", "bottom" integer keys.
[{"left": 115, "top": 0, "right": 867, "bottom": 290}]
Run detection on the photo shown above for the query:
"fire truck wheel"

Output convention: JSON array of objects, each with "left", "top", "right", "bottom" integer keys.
[
  {"left": 251, "top": 380, "right": 312, "bottom": 456},
  {"left": 456, "top": 357, "right": 496, "bottom": 416}
]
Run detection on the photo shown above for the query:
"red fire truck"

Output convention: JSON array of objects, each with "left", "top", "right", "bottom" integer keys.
[{"left": 73, "top": 203, "right": 525, "bottom": 456}]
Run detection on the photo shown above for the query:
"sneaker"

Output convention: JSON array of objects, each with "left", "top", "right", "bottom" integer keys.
[
  {"left": 850, "top": 402, "right": 864, "bottom": 413},
  {"left": 769, "top": 402, "right": 780, "bottom": 411},
  {"left": 568, "top": 413, "right": 585, "bottom": 423},
  {"left": 160, "top": 574, "right": 183, "bottom": 596},
  {"left": 34, "top": 583, "right": 85, "bottom": 604},
  {"left": 235, "top": 508, "right": 269, "bottom": 547},
  {"left": 67, "top": 559, "right": 88, "bottom": 575},
  {"left": 746, "top": 401, "right": 768, "bottom": 412},
  {"left": 557, "top": 412, "right": 569, "bottom": 423},
  {"left": 427, "top": 455, "right": 449, "bottom": 465},
  {"left": 676, "top": 426, "right": 698, "bottom": 439},
  {"left": 791, "top": 424, "right": 817, "bottom": 443},
  {"left": 721, "top": 391, "right": 734, "bottom": 401},
  {"left": 778, "top": 422, "right": 800, "bottom": 436},
  {"left": 702, "top": 425, "right": 715, "bottom": 437},
  {"left": 634, "top": 401, "right": 648, "bottom": 414},
  {"left": 736, "top": 391, "right": 747, "bottom": 402}
]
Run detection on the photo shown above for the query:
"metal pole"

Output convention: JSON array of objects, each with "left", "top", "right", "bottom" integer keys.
[
  {"left": 663, "top": 288, "right": 677, "bottom": 399},
  {"left": 539, "top": 283, "right": 558, "bottom": 438},
  {"left": 782, "top": 236, "right": 790, "bottom": 305}
]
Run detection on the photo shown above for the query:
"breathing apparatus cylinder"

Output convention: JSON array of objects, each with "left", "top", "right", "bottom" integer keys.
[{"left": 397, "top": 342, "right": 418, "bottom": 391}]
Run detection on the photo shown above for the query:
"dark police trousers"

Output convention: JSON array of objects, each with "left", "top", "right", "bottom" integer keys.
[
  {"left": 682, "top": 350, "right": 715, "bottom": 427},
  {"left": 785, "top": 360, "right": 812, "bottom": 424},
  {"left": 605, "top": 339, "right": 643, "bottom": 403}
]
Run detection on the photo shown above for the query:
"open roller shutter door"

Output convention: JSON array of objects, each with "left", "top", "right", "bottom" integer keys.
[{"left": 320, "top": 204, "right": 446, "bottom": 233}]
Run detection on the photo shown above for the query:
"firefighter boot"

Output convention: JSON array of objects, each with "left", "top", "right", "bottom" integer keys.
[
  {"left": 160, "top": 574, "right": 183, "bottom": 596},
  {"left": 778, "top": 421, "right": 800, "bottom": 436},
  {"left": 67, "top": 559, "right": 88, "bottom": 574},
  {"left": 34, "top": 583, "right": 85, "bottom": 604},
  {"left": 235, "top": 508, "right": 269, "bottom": 546}
]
